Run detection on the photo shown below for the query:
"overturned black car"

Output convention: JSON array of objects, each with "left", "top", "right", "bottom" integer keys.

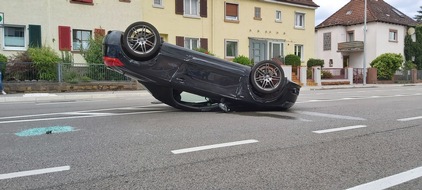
[{"left": 103, "top": 21, "right": 300, "bottom": 112}]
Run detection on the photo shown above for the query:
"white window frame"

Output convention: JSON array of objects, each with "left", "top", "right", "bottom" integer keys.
[
  {"left": 389, "top": 29, "right": 398, "bottom": 42},
  {"left": 184, "top": 37, "right": 200, "bottom": 50},
  {"left": 294, "top": 44, "right": 304, "bottom": 61},
  {"left": 269, "top": 41, "right": 284, "bottom": 60},
  {"left": 184, "top": 0, "right": 200, "bottom": 17},
  {"left": 3, "top": 25, "right": 27, "bottom": 51},
  {"left": 72, "top": 29, "right": 92, "bottom": 51},
  {"left": 153, "top": 0, "right": 164, "bottom": 8},
  {"left": 225, "top": 39, "right": 238, "bottom": 58},
  {"left": 275, "top": 10, "right": 282, "bottom": 22},
  {"left": 295, "top": 12, "right": 305, "bottom": 29},
  {"left": 225, "top": 2, "right": 239, "bottom": 21}
]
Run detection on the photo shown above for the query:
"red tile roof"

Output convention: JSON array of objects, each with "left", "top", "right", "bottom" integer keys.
[
  {"left": 275, "top": 0, "right": 319, "bottom": 7},
  {"left": 316, "top": 0, "right": 417, "bottom": 29}
]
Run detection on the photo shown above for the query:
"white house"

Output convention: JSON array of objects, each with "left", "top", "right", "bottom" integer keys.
[{"left": 315, "top": 0, "right": 417, "bottom": 69}]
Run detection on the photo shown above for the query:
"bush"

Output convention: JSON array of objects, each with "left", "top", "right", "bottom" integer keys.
[
  {"left": 284, "top": 54, "right": 301, "bottom": 67},
  {"left": 321, "top": 70, "right": 333, "bottom": 79},
  {"left": 0, "top": 53, "right": 7, "bottom": 78},
  {"left": 402, "top": 60, "right": 417, "bottom": 70},
  {"left": 307, "top": 58, "right": 324, "bottom": 68},
  {"left": 83, "top": 36, "right": 104, "bottom": 64},
  {"left": 28, "top": 46, "right": 61, "bottom": 81},
  {"left": 370, "top": 53, "right": 403, "bottom": 80},
  {"left": 232, "top": 55, "right": 253, "bottom": 66},
  {"left": 194, "top": 48, "right": 215, "bottom": 56}
]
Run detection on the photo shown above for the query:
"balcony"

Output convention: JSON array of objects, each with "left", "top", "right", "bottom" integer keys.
[{"left": 337, "top": 41, "right": 364, "bottom": 52}]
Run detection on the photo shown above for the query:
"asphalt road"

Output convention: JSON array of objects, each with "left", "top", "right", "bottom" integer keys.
[{"left": 0, "top": 85, "right": 421, "bottom": 189}]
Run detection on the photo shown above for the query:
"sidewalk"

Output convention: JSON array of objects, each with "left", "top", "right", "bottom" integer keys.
[{"left": 0, "top": 83, "right": 420, "bottom": 103}]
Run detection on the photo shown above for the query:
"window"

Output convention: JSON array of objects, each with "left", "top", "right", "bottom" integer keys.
[
  {"left": 323, "top": 32, "right": 331, "bottom": 51},
  {"left": 269, "top": 42, "right": 284, "bottom": 60},
  {"left": 347, "top": 31, "right": 354, "bottom": 42},
  {"left": 72, "top": 29, "right": 92, "bottom": 51},
  {"left": 184, "top": 0, "right": 199, "bottom": 16},
  {"left": 3, "top": 25, "right": 25, "bottom": 50},
  {"left": 275, "top": 10, "right": 282, "bottom": 22},
  {"left": 225, "top": 40, "right": 238, "bottom": 58},
  {"left": 295, "top": 12, "right": 305, "bottom": 28},
  {"left": 153, "top": 0, "right": 162, "bottom": 7},
  {"left": 225, "top": 3, "right": 239, "bottom": 21},
  {"left": 184, "top": 37, "right": 199, "bottom": 50},
  {"left": 389, "top": 29, "right": 398, "bottom": 42},
  {"left": 254, "top": 7, "right": 261, "bottom": 20},
  {"left": 176, "top": 0, "right": 207, "bottom": 17},
  {"left": 294, "top": 45, "right": 304, "bottom": 61}
]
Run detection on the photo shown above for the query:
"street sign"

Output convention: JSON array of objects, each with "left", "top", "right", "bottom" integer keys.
[{"left": 0, "top": 12, "right": 4, "bottom": 25}]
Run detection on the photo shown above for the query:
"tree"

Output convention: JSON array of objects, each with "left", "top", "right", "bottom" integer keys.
[
  {"left": 404, "top": 25, "right": 422, "bottom": 69},
  {"left": 414, "top": 6, "right": 422, "bottom": 22}
]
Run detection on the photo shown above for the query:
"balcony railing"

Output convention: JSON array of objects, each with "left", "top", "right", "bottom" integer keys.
[{"left": 337, "top": 41, "right": 364, "bottom": 52}]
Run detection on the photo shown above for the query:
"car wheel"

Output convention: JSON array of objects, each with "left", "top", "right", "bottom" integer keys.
[
  {"left": 250, "top": 60, "right": 285, "bottom": 94},
  {"left": 122, "top": 21, "right": 161, "bottom": 61}
]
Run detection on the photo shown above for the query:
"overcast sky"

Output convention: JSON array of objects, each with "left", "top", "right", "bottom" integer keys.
[{"left": 313, "top": 0, "right": 421, "bottom": 25}]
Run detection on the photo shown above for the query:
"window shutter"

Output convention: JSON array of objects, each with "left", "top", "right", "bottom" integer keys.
[
  {"left": 226, "top": 3, "right": 238, "bottom": 17},
  {"left": 58, "top": 26, "right": 71, "bottom": 51},
  {"left": 94, "top": 28, "right": 105, "bottom": 39},
  {"left": 200, "top": 38, "right": 208, "bottom": 50},
  {"left": 29, "top": 25, "right": 42, "bottom": 48},
  {"left": 175, "top": 0, "right": 183, "bottom": 15},
  {"left": 176, "top": 36, "right": 184, "bottom": 47},
  {"left": 200, "top": 0, "right": 207, "bottom": 18}
]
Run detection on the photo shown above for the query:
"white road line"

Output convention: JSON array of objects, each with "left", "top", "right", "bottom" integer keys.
[
  {"left": 296, "top": 111, "right": 366, "bottom": 121},
  {"left": 0, "top": 166, "right": 70, "bottom": 180},
  {"left": 0, "top": 105, "right": 168, "bottom": 120},
  {"left": 171, "top": 139, "right": 259, "bottom": 154},
  {"left": 397, "top": 116, "right": 422, "bottom": 122},
  {"left": 313, "top": 125, "right": 367, "bottom": 134},
  {"left": 297, "top": 93, "right": 422, "bottom": 104},
  {"left": 0, "top": 111, "right": 166, "bottom": 124},
  {"left": 346, "top": 166, "right": 422, "bottom": 190}
]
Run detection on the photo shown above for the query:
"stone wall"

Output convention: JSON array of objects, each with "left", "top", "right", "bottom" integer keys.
[{"left": 3, "top": 81, "right": 144, "bottom": 94}]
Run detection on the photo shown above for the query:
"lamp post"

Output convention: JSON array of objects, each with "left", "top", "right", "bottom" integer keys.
[{"left": 363, "top": 0, "right": 367, "bottom": 85}]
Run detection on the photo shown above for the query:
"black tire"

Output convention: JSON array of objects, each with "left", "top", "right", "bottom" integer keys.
[
  {"left": 122, "top": 21, "right": 161, "bottom": 61},
  {"left": 250, "top": 60, "right": 285, "bottom": 94}
]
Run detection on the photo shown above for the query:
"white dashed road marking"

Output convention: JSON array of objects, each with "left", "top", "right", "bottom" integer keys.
[
  {"left": 346, "top": 166, "right": 422, "bottom": 190},
  {"left": 0, "top": 166, "right": 70, "bottom": 180},
  {"left": 172, "top": 139, "right": 259, "bottom": 154},
  {"left": 296, "top": 111, "right": 366, "bottom": 121},
  {"left": 313, "top": 125, "right": 367, "bottom": 134},
  {"left": 397, "top": 116, "right": 422, "bottom": 122}
]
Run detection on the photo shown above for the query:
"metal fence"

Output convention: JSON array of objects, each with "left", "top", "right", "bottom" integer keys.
[
  {"left": 321, "top": 68, "right": 348, "bottom": 80},
  {"left": 1, "top": 62, "right": 130, "bottom": 83}
]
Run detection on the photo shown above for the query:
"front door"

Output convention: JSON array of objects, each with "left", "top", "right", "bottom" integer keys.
[
  {"left": 343, "top": 56, "right": 349, "bottom": 68},
  {"left": 249, "top": 40, "right": 266, "bottom": 64}
]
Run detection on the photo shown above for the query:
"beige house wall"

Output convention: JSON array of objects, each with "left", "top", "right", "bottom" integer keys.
[
  {"left": 0, "top": 0, "right": 142, "bottom": 62},
  {"left": 141, "top": 0, "right": 212, "bottom": 45},
  {"left": 142, "top": 0, "right": 316, "bottom": 65}
]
